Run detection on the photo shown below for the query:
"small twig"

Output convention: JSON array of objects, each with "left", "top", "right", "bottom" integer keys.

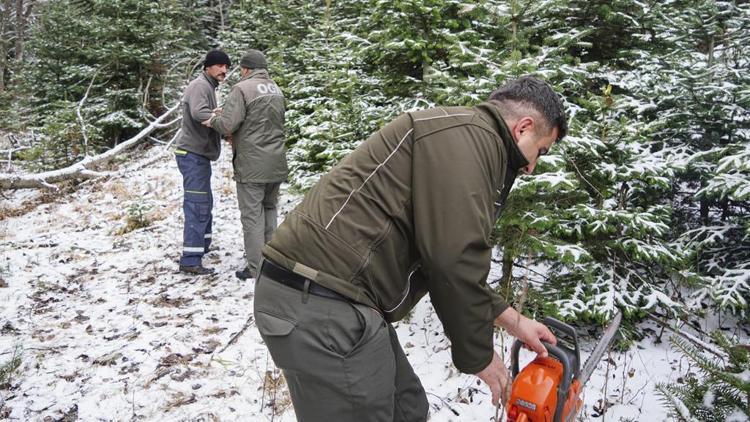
[
  {"left": 561, "top": 145, "right": 603, "bottom": 198},
  {"left": 497, "top": 260, "right": 551, "bottom": 282},
  {"left": 426, "top": 392, "right": 460, "bottom": 416},
  {"left": 515, "top": 254, "right": 530, "bottom": 312},
  {"left": 620, "top": 352, "right": 629, "bottom": 404},
  {"left": 261, "top": 353, "right": 269, "bottom": 412},
  {"left": 218, "top": 314, "right": 254, "bottom": 354},
  {"left": 602, "top": 349, "right": 612, "bottom": 422},
  {"left": 626, "top": 379, "right": 651, "bottom": 405}
]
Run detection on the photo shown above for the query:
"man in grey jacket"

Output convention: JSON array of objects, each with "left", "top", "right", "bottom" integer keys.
[
  {"left": 174, "top": 49, "right": 230, "bottom": 275},
  {"left": 205, "top": 49, "right": 288, "bottom": 281}
]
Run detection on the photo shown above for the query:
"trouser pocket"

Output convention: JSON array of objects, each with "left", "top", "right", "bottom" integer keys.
[
  {"left": 324, "top": 302, "right": 368, "bottom": 358},
  {"left": 255, "top": 309, "right": 298, "bottom": 369}
]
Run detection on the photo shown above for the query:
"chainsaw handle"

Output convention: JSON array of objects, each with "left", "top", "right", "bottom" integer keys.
[
  {"left": 543, "top": 317, "right": 578, "bottom": 343},
  {"left": 543, "top": 316, "right": 582, "bottom": 380},
  {"left": 510, "top": 340, "right": 572, "bottom": 422}
]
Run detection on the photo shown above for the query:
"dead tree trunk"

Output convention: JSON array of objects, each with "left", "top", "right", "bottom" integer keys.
[
  {"left": 0, "top": 0, "right": 13, "bottom": 92},
  {"left": 14, "top": 0, "right": 34, "bottom": 62},
  {"left": 0, "top": 103, "right": 180, "bottom": 190}
]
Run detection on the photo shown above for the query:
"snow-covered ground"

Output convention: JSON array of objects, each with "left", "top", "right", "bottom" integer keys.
[{"left": 0, "top": 146, "right": 737, "bottom": 421}]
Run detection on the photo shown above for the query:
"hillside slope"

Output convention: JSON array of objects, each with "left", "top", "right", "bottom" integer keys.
[{"left": 1, "top": 146, "right": 686, "bottom": 421}]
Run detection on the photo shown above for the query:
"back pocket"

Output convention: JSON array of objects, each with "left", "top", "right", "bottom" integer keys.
[
  {"left": 255, "top": 310, "right": 298, "bottom": 370},
  {"left": 255, "top": 310, "right": 296, "bottom": 337}
]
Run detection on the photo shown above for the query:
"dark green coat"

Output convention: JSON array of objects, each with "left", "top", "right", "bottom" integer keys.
[
  {"left": 211, "top": 69, "right": 288, "bottom": 183},
  {"left": 263, "top": 103, "right": 529, "bottom": 374}
]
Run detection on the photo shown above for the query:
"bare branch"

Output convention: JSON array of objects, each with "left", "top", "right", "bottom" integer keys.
[
  {"left": 152, "top": 116, "right": 180, "bottom": 129},
  {"left": 77, "top": 64, "right": 108, "bottom": 156},
  {"left": 141, "top": 75, "right": 154, "bottom": 120},
  {"left": 1, "top": 146, "right": 30, "bottom": 171}
]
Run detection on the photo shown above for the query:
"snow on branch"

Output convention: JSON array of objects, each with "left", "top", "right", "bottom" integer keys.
[{"left": 0, "top": 102, "right": 180, "bottom": 190}]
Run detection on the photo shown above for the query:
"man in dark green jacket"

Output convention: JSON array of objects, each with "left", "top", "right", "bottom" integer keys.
[
  {"left": 205, "top": 50, "right": 288, "bottom": 280},
  {"left": 255, "top": 76, "right": 567, "bottom": 421}
]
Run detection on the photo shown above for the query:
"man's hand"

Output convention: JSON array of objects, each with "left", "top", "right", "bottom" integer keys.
[
  {"left": 225, "top": 134, "right": 233, "bottom": 146},
  {"left": 475, "top": 351, "right": 512, "bottom": 406},
  {"left": 202, "top": 108, "right": 223, "bottom": 128},
  {"left": 495, "top": 307, "right": 556, "bottom": 358}
]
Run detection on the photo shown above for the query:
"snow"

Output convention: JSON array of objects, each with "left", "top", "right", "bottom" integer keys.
[
  {"left": 702, "top": 387, "right": 715, "bottom": 409},
  {"left": 735, "top": 369, "right": 750, "bottom": 383},
  {"left": 0, "top": 147, "right": 744, "bottom": 421}
]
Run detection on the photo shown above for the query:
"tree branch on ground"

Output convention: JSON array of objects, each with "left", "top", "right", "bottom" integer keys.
[
  {"left": 0, "top": 102, "right": 180, "bottom": 190},
  {"left": 647, "top": 313, "right": 728, "bottom": 359}
]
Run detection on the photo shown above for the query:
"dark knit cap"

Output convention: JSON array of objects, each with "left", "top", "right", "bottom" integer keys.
[
  {"left": 203, "top": 49, "right": 231, "bottom": 69},
  {"left": 240, "top": 49, "right": 267, "bottom": 69}
]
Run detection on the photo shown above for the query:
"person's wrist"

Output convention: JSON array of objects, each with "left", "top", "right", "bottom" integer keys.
[{"left": 496, "top": 307, "right": 521, "bottom": 334}]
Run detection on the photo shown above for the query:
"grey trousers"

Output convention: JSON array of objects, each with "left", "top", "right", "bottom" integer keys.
[
  {"left": 254, "top": 272, "right": 429, "bottom": 422},
  {"left": 236, "top": 181, "right": 281, "bottom": 276}
]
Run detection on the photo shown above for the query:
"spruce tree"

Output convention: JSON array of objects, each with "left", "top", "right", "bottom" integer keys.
[
  {"left": 656, "top": 332, "right": 750, "bottom": 421},
  {"left": 638, "top": 0, "right": 750, "bottom": 315},
  {"left": 17, "top": 0, "right": 197, "bottom": 168}
]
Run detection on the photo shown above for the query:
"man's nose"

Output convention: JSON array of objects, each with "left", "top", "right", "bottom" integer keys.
[{"left": 522, "top": 160, "right": 537, "bottom": 175}]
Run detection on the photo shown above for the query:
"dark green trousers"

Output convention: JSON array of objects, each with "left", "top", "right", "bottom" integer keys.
[{"left": 254, "top": 272, "right": 429, "bottom": 422}]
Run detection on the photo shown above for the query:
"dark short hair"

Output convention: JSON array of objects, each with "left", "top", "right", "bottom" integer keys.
[{"left": 489, "top": 76, "right": 568, "bottom": 141}]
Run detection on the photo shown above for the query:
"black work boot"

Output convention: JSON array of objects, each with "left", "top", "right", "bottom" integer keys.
[
  {"left": 179, "top": 265, "right": 215, "bottom": 275},
  {"left": 235, "top": 267, "right": 255, "bottom": 280}
]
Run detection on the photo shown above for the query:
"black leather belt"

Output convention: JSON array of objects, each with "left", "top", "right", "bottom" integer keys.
[{"left": 260, "top": 259, "right": 350, "bottom": 302}]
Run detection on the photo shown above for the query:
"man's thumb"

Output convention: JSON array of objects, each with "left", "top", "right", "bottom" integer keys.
[{"left": 531, "top": 339, "right": 548, "bottom": 357}]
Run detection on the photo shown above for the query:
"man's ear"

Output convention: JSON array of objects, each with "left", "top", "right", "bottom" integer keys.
[{"left": 513, "top": 116, "right": 535, "bottom": 140}]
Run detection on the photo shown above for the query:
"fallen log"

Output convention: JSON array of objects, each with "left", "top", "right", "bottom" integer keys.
[{"left": 0, "top": 103, "right": 180, "bottom": 190}]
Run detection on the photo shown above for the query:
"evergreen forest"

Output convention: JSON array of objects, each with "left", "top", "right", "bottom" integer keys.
[{"left": 1, "top": 1, "right": 748, "bottom": 420}]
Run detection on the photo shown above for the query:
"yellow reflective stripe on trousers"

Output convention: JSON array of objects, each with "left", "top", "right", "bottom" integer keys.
[
  {"left": 175, "top": 149, "right": 188, "bottom": 155},
  {"left": 185, "top": 190, "right": 208, "bottom": 194}
]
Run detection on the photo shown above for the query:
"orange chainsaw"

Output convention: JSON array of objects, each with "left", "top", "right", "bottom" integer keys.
[{"left": 506, "top": 312, "right": 622, "bottom": 422}]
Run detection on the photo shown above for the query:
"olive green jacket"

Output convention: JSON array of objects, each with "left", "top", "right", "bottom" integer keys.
[
  {"left": 263, "top": 102, "right": 529, "bottom": 374},
  {"left": 211, "top": 69, "right": 288, "bottom": 183}
]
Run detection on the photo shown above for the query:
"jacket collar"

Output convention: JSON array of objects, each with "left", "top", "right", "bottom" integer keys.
[
  {"left": 475, "top": 102, "right": 529, "bottom": 172},
  {"left": 242, "top": 68, "right": 270, "bottom": 81},
  {"left": 202, "top": 71, "right": 220, "bottom": 88}
]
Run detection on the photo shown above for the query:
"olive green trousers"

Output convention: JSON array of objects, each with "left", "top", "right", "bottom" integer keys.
[
  {"left": 254, "top": 272, "right": 429, "bottom": 422},
  {"left": 236, "top": 181, "right": 281, "bottom": 276}
]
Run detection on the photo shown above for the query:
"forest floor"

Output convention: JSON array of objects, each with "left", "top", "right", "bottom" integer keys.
[{"left": 0, "top": 145, "right": 742, "bottom": 421}]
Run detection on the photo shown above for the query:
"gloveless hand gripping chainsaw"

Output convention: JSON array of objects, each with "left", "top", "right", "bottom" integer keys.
[{"left": 506, "top": 312, "right": 623, "bottom": 422}]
